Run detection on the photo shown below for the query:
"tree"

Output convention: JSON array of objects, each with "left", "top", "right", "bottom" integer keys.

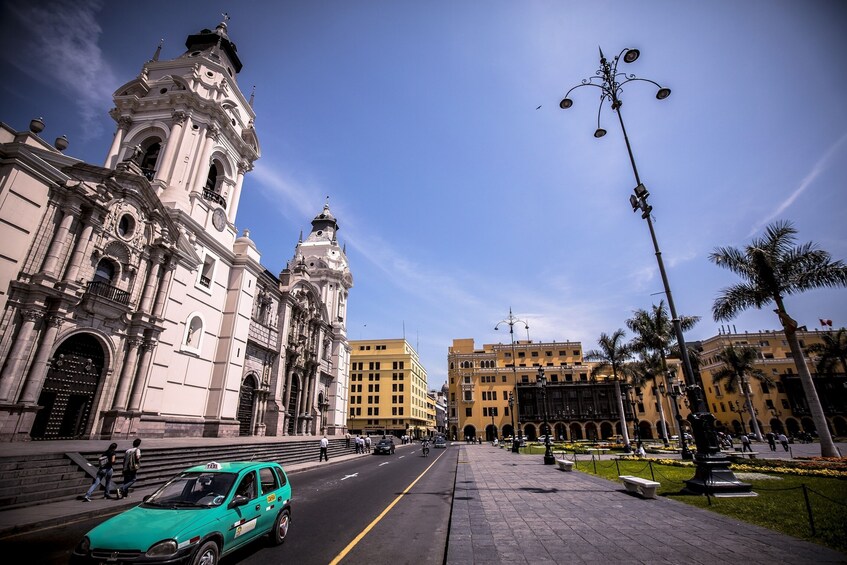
[
  {"left": 711, "top": 344, "right": 771, "bottom": 441},
  {"left": 710, "top": 220, "right": 847, "bottom": 457},
  {"left": 626, "top": 302, "right": 700, "bottom": 446},
  {"left": 806, "top": 328, "right": 847, "bottom": 376},
  {"left": 584, "top": 330, "right": 633, "bottom": 451}
]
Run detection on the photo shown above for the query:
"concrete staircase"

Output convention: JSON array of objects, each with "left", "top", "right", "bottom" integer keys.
[{"left": 0, "top": 438, "right": 355, "bottom": 509}]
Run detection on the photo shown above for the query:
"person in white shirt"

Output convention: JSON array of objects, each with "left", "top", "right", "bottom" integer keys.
[{"left": 319, "top": 436, "right": 329, "bottom": 462}]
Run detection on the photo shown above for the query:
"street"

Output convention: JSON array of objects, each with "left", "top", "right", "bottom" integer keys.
[{"left": 1, "top": 444, "right": 457, "bottom": 565}]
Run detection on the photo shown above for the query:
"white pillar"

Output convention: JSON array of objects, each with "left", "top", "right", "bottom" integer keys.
[{"left": 104, "top": 116, "right": 132, "bottom": 168}]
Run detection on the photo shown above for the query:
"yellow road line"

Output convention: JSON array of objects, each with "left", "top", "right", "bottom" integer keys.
[{"left": 328, "top": 451, "right": 444, "bottom": 565}]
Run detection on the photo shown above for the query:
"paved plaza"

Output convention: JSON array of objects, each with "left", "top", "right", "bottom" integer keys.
[{"left": 446, "top": 444, "right": 845, "bottom": 564}]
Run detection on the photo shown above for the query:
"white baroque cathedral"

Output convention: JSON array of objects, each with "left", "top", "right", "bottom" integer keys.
[{"left": 0, "top": 20, "right": 353, "bottom": 441}]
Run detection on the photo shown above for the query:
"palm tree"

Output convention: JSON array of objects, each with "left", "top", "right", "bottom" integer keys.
[
  {"left": 806, "top": 328, "right": 847, "bottom": 376},
  {"left": 711, "top": 344, "right": 771, "bottom": 441},
  {"left": 584, "top": 330, "right": 634, "bottom": 451},
  {"left": 626, "top": 302, "right": 700, "bottom": 446},
  {"left": 628, "top": 348, "right": 662, "bottom": 443},
  {"left": 710, "top": 220, "right": 847, "bottom": 457}
]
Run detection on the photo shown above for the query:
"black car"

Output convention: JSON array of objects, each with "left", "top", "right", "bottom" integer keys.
[
  {"left": 374, "top": 438, "right": 395, "bottom": 454},
  {"left": 433, "top": 437, "right": 447, "bottom": 448}
]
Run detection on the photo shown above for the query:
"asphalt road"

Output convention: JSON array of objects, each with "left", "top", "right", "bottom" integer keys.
[{"left": 2, "top": 443, "right": 457, "bottom": 565}]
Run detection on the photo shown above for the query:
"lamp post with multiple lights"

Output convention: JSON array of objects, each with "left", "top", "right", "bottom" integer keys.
[
  {"left": 659, "top": 375, "right": 693, "bottom": 460},
  {"left": 559, "top": 47, "right": 752, "bottom": 495},
  {"left": 508, "top": 392, "right": 517, "bottom": 452},
  {"left": 536, "top": 368, "right": 556, "bottom": 465},
  {"left": 495, "top": 308, "right": 529, "bottom": 454}
]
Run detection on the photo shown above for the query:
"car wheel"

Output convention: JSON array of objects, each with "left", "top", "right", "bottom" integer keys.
[
  {"left": 271, "top": 508, "right": 291, "bottom": 545},
  {"left": 192, "top": 541, "right": 219, "bottom": 565}
]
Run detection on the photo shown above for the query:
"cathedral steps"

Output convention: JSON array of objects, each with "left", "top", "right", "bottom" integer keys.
[{"left": 0, "top": 438, "right": 357, "bottom": 509}]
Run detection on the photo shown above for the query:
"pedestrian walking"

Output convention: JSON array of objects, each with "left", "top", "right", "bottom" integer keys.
[
  {"left": 778, "top": 433, "right": 790, "bottom": 451},
  {"left": 345, "top": 432, "right": 351, "bottom": 448},
  {"left": 365, "top": 435, "right": 371, "bottom": 453},
  {"left": 740, "top": 434, "right": 752, "bottom": 453},
  {"left": 117, "top": 438, "right": 142, "bottom": 499},
  {"left": 83, "top": 442, "right": 118, "bottom": 501},
  {"left": 319, "top": 436, "right": 329, "bottom": 462},
  {"left": 766, "top": 432, "right": 776, "bottom": 451}
]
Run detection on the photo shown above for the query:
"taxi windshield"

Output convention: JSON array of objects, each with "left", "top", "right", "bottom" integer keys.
[{"left": 145, "top": 472, "right": 238, "bottom": 508}]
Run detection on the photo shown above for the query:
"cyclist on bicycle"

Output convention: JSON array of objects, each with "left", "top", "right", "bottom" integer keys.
[{"left": 421, "top": 438, "right": 430, "bottom": 457}]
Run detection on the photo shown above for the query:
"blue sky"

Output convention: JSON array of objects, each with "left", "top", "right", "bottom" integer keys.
[{"left": 2, "top": 1, "right": 846, "bottom": 390}]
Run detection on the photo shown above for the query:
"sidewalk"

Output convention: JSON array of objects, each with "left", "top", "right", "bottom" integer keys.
[
  {"left": 0, "top": 449, "right": 370, "bottom": 538},
  {"left": 446, "top": 444, "right": 846, "bottom": 565}
]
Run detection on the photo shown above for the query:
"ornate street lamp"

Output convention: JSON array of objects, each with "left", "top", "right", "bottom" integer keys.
[
  {"left": 319, "top": 396, "right": 330, "bottom": 435},
  {"left": 730, "top": 400, "right": 750, "bottom": 435},
  {"left": 508, "top": 392, "right": 518, "bottom": 452},
  {"left": 496, "top": 308, "right": 529, "bottom": 453},
  {"left": 659, "top": 377, "right": 693, "bottom": 460},
  {"left": 536, "top": 368, "right": 555, "bottom": 465},
  {"left": 559, "top": 48, "right": 751, "bottom": 495}
]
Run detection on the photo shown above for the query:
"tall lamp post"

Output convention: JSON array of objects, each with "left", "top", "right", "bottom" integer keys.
[
  {"left": 508, "top": 392, "right": 518, "bottom": 452},
  {"left": 623, "top": 383, "right": 641, "bottom": 449},
  {"left": 536, "top": 368, "right": 555, "bottom": 465},
  {"left": 730, "top": 400, "right": 749, "bottom": 435},
  {"left": 496, "top": 308, "right": 529, "bottom": 454},
  {"left": 659, "top": 376, "right": 693, "bottom": 460},
  {"left": 559, "top": 48, "right": 751, "bottom": 495}
]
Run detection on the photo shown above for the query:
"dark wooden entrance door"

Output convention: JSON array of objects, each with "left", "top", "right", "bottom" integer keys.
[
  {"left": 237, "top": 376, "right": 257, "bottom": 436},
  {"left": 30, "top": 333, "right": 104, "bottom": 440}
]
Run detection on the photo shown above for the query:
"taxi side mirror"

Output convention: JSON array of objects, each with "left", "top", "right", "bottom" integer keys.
[{"left": 228, "top": 494, "right": 250, "bottom": 509}]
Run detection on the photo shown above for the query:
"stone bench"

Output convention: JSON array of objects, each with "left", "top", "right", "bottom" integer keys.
[
  {"left": 726, "top": 451, "right": 759, "bottom": 459},
  {"left": 619, "top": 475, "right": 660, "bottom": 499},
  {"left": 555, "top": 458, "right": 573, "bottom": 471}
]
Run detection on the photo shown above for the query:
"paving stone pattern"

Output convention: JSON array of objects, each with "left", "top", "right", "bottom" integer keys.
[{"left": 446, "top": 445, "right": 845, "bottom": 565}]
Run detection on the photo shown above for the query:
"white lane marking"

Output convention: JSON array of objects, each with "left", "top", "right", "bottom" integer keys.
[
  {"left": 398, "top": 455, "right": 405, "bottom": 459},
  {"left": 341, "top": 473, "right": 359, "bottom": 481},
  {"left": 379, "top": 462, "right": 390, "bottom": 466}
]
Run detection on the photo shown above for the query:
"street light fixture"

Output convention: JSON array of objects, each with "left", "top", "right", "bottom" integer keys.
[
  {"left": 508, "top": 392, "right": 518, "bottom": 453},
  {"left": 536, "top": 367, "right": 555, "bottom": 465},
  {"left": 560, "top": 47, "right": 752, "bottom": 495},
  {"left": 496, "top": 308, "right": 529, "bottom": 453},
  {"left": 319, "top": 396, "right": 330, "bottom": 435},
  {"left": 659, "top": 376, "right": 693, "bottom": 460}
]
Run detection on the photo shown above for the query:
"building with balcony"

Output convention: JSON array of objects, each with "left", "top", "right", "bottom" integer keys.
[
  {"left": 447, "top": 338, "right": 673, "bottom": 443},
  {"left": 698, "top": 329, "right": 847, "bottom": 438},
  {"left": 0, "top": 19, "right": 352, "bottom": 441},
  {"left": 347, "top": 339, "right": 429, "bottom": 438}
]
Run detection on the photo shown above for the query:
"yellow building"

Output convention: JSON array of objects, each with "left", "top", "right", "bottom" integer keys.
[
  {"left": 698, "top": 329, "right": 847, "bottom": 438},
  {"left": 348, "top": 339, "right": 430, "bottom": 438},
  {"left": 447, "top": 338, "right": 671, "bottom": 443}
]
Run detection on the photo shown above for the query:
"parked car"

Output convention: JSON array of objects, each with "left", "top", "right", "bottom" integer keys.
[
  {"left": 434, "top": 437, "right": 447, "bottom": 448},
  {"left": 70, "top": 461, "right": 292, "bottom": 564},
  {"left": 374, "top": 438, "right": 396, "bottom": 454}
]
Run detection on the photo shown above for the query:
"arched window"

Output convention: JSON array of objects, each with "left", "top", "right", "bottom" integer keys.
[
  {"left": 141, "top": 142, "right": 160, "bottom": 171},
  {"left": 93, "top": 259, "right": 115, "bottom": 284},
  {"left": 204, "top": 162, "right": 219, "bottom": 192}
]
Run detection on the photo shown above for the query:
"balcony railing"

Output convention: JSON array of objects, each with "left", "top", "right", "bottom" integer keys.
[
  {"left": 203, "top": 188, "right": 227, "bottom": 209},
  {"left": 86, "top": 280, "right": 130, "bottom": 305}
]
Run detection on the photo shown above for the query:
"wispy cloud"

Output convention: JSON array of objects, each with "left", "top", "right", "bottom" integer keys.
[
  {"left": 1, "top": 0, "right": 116, "bottom": 140},
  {"left": 749, "top": 132, "right": 847, "bottom": 236}
]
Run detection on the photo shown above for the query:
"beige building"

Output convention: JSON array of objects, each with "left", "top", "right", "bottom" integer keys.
[
  {"left": 0, "top": 19, "right": 352, "bottom": 441},
  {"left": 347, "top": 339, "right": 430, "bottom": 438},
  {"left": 698, "top": 329, "right": 847, "bottom": 438}
]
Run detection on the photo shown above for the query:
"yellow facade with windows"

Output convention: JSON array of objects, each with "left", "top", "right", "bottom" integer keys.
[
  {"left": 698, "top": 329, "right": 847, "bottom": 439},
  {"left": 348, "top": 339, "right": 430, "bottom": 438}
]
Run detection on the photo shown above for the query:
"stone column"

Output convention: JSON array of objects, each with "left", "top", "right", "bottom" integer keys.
[
  {"left": 61, "top": 210, "right": 96, "bottom": 284},
  {"left": 292, "top": 374, "right": 303, "bottom": 435},
  {"left": 138, "top": 251, "right": 163, "bottom": 315},
  {"left": 151, "top": 258, "right": 175, "bottom": 319},
  {"left": 154, "top": 111, "right": 187, "bottom": 183},
  {"left": 0, "top": 310, "right": 44, "bottom": 401},
  {"left": 191, "top": 125, "right": 219, "bottom": 196},
  {"left": 112, "top": 336, "right": 143, "bottom": 410},
  {"left": 105, "top": 116, "right": 132, "bottom": 168},
  {"left": 127, "top": 338, "right": 157, "bottom": 412},
  {"left": 19, "top": 315, "right": 64, "bottom": 404},
  {"left": 40, "top": 206, "right": 77, "bottom": 279},
  {"left": 227, "top": 160, "right": 250, "bottom": 222}
]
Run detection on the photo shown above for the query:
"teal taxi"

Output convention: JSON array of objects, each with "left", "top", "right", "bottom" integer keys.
[{"left": 70, "top": 461, "right": 292, "bottom": 564}]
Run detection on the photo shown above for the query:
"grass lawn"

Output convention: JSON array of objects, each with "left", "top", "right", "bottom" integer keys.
[{"left": 572, "top": 457, "right": 847, "bottom": 553}]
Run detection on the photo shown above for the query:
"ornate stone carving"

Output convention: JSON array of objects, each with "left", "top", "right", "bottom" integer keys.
[
  {"left": 21, "top": 309, "right": 45, "bottom": 323},
  {"left": 171, "top": 110, "right": 188, "bottom": 125}
]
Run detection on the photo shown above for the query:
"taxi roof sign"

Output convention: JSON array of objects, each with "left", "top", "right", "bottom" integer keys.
[{"left": 204, "top": 462, "right": 222, "bottom": 470}]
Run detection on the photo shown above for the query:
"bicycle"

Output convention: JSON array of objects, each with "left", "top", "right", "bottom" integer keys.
[{"left": 422, "top": 443, "right": 430, "bottom": 457}]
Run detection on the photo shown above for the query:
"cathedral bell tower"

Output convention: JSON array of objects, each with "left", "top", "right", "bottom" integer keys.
[{"left": 103, "top": 16, "right": 260, "bottom": 239}]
